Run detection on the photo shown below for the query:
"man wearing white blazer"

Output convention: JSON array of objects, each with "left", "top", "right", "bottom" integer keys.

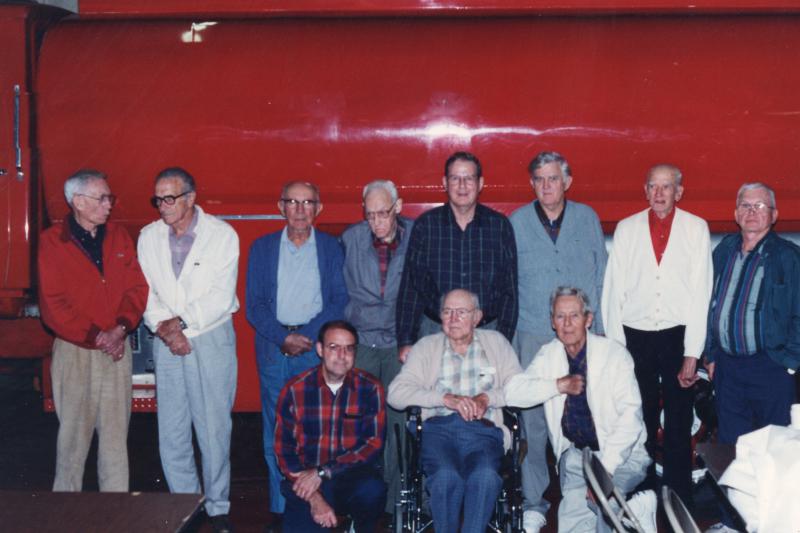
[
  {"left": 138, "top": 167, "right": 240, "bottom": 533},
  {"left": 505, "top": 287, "right": 654, "bottom": 533},
  {"left": 601, "top": 164, "right": 712, "bottom": 508}
]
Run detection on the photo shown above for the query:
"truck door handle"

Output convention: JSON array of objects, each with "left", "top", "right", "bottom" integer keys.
[{"left": 14, "top": 84, "right": 24, "bottom": 181}]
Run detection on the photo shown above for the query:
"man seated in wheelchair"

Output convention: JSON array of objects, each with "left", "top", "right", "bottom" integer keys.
[
  {"left": 505, "top": 286, "right": 657, "bottom": 533},
  {"left": 388, "top": 288, "right": 523, "bottom": 532},
  {"left": 274, "top": 320, "right": 387, "bottom": 532}
]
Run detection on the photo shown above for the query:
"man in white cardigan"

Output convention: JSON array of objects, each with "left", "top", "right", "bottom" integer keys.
[
  {"left": 505, "top": 286, "right": 655, "bottom": 533},
  {"left": 601, "top": 164, "right": 712, "bottom": 508},
  {"left": 138, "top": 167, "right": 240, "bottom": 533}
]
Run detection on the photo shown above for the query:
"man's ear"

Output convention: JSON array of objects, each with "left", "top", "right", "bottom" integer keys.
[
  {"left": 473, "top": 308, "right": 484, "bottom": 326},
  {"left": 316, "top": 341, "right": 324, "bottom": 358}
]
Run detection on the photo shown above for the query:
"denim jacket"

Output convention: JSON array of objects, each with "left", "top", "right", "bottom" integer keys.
[{"left": 705, "top": 231, "right": 800, "bottom": 371}]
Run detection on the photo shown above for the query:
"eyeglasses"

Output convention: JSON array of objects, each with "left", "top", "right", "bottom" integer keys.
[
  {"left": 532, "top": 175, "right": 563, "bottom": 185},
  {"left": 365, "top": 201, "right": 397, "bottom": 222},
  {"left": 737, "top": 202, "right": 772, "bottom": 213},
  {"left": 76, "top": 193, "right": 117, "bottom": 206},
  {"left": 325, "top": 343, "right": 356, "bottom": 355},
  {"left": 446, "top": 174, "right": 479, "bottom": 185},
  {"left": 281, "top": 198, "right": 318, "bottom": 209},
  {"left": 151, "top": 191, "right": 191, "bottom": 208},
  {"left": 440, "top": 307, "right": 475, "bottom": 320}
]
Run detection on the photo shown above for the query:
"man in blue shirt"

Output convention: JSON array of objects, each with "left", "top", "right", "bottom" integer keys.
[{"left": 246, "top": 181, "right": 348, "bottom": 527}]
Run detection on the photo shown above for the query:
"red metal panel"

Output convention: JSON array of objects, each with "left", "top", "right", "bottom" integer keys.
[
  {"left": 35, "top": 14, "right": 800, "bottom": 409},
  {"left": 76, "top": 0, "right": 800, "bottom": 18},
  {"left": 0, "top": 7, "right": 33, "bottom": 306},
  {"left": 37, "top": 15, "right": 800, "bottom": 229}
]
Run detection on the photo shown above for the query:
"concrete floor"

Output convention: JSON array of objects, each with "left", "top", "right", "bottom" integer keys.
[{"left": 0, "top": 368, "right": 725, "bottom": 532}]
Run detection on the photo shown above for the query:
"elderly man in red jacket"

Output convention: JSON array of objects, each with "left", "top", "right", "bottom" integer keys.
[{"left": 38, "top": 169, "right": 148, "bottom": 492}]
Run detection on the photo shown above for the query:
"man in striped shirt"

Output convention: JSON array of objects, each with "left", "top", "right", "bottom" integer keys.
[
  {"left": 275, "top": 320, "right": 386, "bottom": 532},
  {"left": 703, "top": 183, "right": 800, "bottom": 533}
]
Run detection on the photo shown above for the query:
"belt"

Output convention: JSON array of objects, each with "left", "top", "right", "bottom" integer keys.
[{"left": 281, "top": 324, "right": 305, "bottom": 332}]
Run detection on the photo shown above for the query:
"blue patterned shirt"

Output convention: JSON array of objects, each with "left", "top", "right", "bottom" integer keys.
[{"left": 561, "top": 345, "right": 599, "bottom": 451}]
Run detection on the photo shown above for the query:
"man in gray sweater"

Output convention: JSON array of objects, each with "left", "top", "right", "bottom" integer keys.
[
  {"left": 509, "top": 151, "right": 608, "bottom": 532},
  {"left": 341, "top": 179, "right": 413, "bottom": 514}
]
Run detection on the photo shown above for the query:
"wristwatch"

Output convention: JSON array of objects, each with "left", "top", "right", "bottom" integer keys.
[
  {"left": 316, "top": 465, "right": 329, "bottom": 479},
  {"left": 178, "top": 317, "right": 188, "bottom": 330}
]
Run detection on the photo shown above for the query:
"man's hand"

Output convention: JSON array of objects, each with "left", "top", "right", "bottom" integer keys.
[
  {"left": 280, "top": 333, "right": 313, "bottom": 356},
  {"left": 677, "top": 357, "right": 699, "bottom": 388},
  {"left": 156, "top": 317, "right": 183, "bottom": 339},
  {"left": 443, "top": 393, "right": 480, "bottom": 421},
  {"left": 156, "top": 318, "right": 192, "bottom": 356},
  {"left": 472, "top": 393, "right": 490, "bottom": 419},
  {"left": 289, "top": 468, "right": 323, "bottom": 501},
  {"left": 398, "top": 345, "right": 412, "bottom": 364},
  {"left": 557, "top": 374, "right": 585, "bottom": 396},
  {"left": 96, "top": 325, "right": 126, "bottom": 361},
  {"left": 704, "top": 360, "right": 715, "bottom": 381},
  {"left": 309, "top": 492, "right": 337, "bottom": 528}
]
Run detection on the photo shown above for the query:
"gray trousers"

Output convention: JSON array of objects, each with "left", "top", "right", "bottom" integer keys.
[
  {"left": 354, "top": 344, "right": 404, "bottom": 514},
  {"left": 154, "top": 320, "right": 238, "bottom": 517},
  {"left": 51, "top": 337, "right": 132, "bottom": 492},
  {"left": 513, "top": 330, "right": 552, "bottom": 515},
  {"left": 558, "top": 446, "right": 649, "bottom": 533}
]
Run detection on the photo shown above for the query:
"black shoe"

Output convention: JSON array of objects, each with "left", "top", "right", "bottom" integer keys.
[
  {"left": 210, "top": 514, "right": 234, "bottom": 533},
  {"left": 263, "top": 513, "right": 283, "bottom": 533}
]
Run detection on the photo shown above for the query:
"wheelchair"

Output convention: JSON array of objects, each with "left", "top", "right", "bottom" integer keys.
[{"left": 393, "top": 406, "right": 525, "bottom": 532}]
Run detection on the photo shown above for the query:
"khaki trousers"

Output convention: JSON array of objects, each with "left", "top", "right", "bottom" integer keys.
[{"left": 51, "top": 337, "right": 132, "bottom": 492}]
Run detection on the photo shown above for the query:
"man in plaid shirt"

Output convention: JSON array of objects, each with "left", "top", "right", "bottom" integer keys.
[
  {"left": 389, "top": 289, "right": 523, "bottom": 532},
  {"left": 395, "top": 151, "right": 519, "bottom": 364},
  {"left": 275, "top": 320, "right": 386, "bottom": 532}
]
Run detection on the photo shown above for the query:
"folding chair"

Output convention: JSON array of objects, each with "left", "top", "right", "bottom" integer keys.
[
  {"left": 661, "top": 486, "right": 701, "bottom": 533},
  {"left": 582, "top": 447, "right": 645, "bottom": 533}
]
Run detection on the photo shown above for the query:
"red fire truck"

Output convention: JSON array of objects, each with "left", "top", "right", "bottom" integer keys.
[{"left": 1, "top": 1, "right": 799, "bottom": 415}]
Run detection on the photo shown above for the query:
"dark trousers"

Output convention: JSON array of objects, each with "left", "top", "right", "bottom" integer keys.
[
  {"left": 281, "top": 465, "right": 386, "bottom": 532},
  {"left": 714, "top": 350, "right": 795, "bottom": 444},
  {"left": 623, "top": 325, "right": 694, "bottom": 507}
]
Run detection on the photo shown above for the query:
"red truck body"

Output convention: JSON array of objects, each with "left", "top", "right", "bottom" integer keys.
[{"left": 1, "top": 1, "right": 799, "bottom": 410}]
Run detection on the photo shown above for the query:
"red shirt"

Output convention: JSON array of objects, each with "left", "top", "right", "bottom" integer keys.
[
  {"left": 648, "top": 208, "right": 675, "bottom": 265},
  {"left": 38, "top": 220, "right": 148, "bottom": 348}
]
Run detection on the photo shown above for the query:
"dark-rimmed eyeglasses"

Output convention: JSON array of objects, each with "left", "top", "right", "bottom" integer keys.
[
  {"left": 151, "top": 191, "right": 191, "bottom": 208},
  {"left": 281, "top": 198, "right": 318, "bottom": 209},
  {"left": 76, "top": 193, "right": 117, "bottom": 206}
]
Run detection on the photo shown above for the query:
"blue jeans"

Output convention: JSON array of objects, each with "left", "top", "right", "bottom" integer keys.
[
  {"left": 420, "top": 414, "right": 504, "bottom": 533},
  {"left": 256, "top": 343, "right": 319, "bottom": 513},
  {"left": 281, "top": 465, "right": 386, "bottom": 532}
]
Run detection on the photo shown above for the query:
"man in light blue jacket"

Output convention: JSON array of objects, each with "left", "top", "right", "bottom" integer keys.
[{"left": 509, "top": 152, "right": 607, "bottom": 532}]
